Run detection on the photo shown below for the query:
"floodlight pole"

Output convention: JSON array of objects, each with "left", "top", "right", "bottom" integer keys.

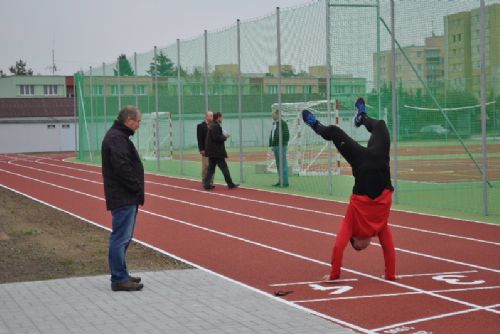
[{"left": 479, "top": 0, "right": 488, "bottom": 215}]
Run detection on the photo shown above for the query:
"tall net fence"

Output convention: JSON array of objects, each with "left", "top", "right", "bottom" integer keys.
[{"left": 76, "top": 0, "right": 500, "bottom": 217}]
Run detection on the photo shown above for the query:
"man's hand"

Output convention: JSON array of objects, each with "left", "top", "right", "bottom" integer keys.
[{"left": 200, "top": 150, "right": 205, "bottom": 156}]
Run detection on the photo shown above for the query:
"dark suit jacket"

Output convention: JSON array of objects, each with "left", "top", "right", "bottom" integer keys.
[
  {"left": 205, "top": 122, "right": 228, "bottom": 159},
  {"left": 197, "top": 121, "right": 208, "bottom": 152}
]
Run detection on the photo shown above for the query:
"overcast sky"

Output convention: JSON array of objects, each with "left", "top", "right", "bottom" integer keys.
[{"left": 1, "top": 0, "right": 309, "bottom": 75}]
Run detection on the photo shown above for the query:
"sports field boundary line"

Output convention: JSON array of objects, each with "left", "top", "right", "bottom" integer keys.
[
  {"left": 7, "top": 160, "right": 500, "bottom": 273},
  {"left": 0, "top": 183, "right": 369, "bottom": 334},
  {"left": 1, "top": 168, "right": 498, "bottom": 316}
]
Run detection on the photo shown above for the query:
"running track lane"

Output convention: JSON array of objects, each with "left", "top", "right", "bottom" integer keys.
[{"left": 1, "top": 153, "right": 499, "bottom": 334}]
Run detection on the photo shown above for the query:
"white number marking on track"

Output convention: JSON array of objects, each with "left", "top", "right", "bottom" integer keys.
[
  {"left": 432, "top": 274, "right": 485, "bottom": 285},
  {"left": 308, "top": 283, "right": 353, "bottom": 295}
]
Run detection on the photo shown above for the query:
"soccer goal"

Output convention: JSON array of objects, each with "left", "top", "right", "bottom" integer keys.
[
  {"left": 266, "top": 100, "right": 341, "bottom": 176},
  {"left": 136, "top": 111, "right": 174, "bottom": 160}
]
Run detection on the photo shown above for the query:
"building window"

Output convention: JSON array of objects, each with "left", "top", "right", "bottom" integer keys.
[
  {"left": 92, "top": 85, "right": 103, "bottom": 96},
  {"left": 62, "top": 124, "right": 70, "bottom": 129},
  {"left": 285, "top": 85, "right": 295, "bottom": 94},
  {"left": 47, "top": 124, "right": 56, "bottom": 129},
  {"left": 303, "top": 85, "right": 312, "bottom": 94},
  {"left": 268, "top": 85, "right": 278, "bottom": 94},
  {"left": 20, "top": 85, "right": 35, "bottom": 96},
  {"left": 417, "top": 51, "right": 422, "bottom": 58},
  {"left": 132, "top": 85, "right": 145, "bottom": 95},
  {"left": 43, "top": 85, "right": 58, "bottom": 95},
  {"left": 111, "top": 85, "right": 124, "bottom": 95}
]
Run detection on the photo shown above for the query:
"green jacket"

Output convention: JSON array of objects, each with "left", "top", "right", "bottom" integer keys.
[{"left": 269, "top": 120, "right": 289, "bottom": 147}]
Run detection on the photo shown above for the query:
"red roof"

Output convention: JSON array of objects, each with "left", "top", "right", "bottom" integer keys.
[{"left": 0, "top": 98, "right": 75, "bottom": 118}]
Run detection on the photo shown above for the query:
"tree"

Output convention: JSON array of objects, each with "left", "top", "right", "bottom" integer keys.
[
  {"left": 0, "top": 69, "right": 6, "bottom": 78},
  {"left": 9, "top": 59, "right": 33, "bottom": 75},
  {"left": 147, "top": 51, "right": 175, "bottom": 77},
  {"left": 113, "top": 54, "right": 135, "bottom": 76}
]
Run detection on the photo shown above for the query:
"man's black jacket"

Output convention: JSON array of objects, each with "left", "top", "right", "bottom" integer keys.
[
  {"left": 205, "top": 122, "right": 228, "bottom": 159},
  {"left": 197, "top": 121, "right": 208, "bottom": 152},
  {"left": 101, "top": 120, "right": 145, "bottom": 211}
]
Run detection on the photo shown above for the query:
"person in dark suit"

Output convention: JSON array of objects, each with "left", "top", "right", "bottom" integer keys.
[
  {"left": 269, "top": 108, "right": 290, "bottom": 187},
  {"left": 196, "top": 111, "right": 213, "bottom": 186},
  {"left": 203, "top": 112, "right": 239, "bottom": 190}
]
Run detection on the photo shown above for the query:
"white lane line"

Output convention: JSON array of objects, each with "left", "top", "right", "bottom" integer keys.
[
  {"left": 0, "top": 183, "right": 371, "bottom": 334},
  {"left": 21, "top": 156, "right": 500, "bottom": 247},
  {"left": 6, "top": 160, "right": 500, "bottom": 274},
  {"left": 292, "top": 285, "right": 500, "bottom": 303},
  {"left": 0, "top": 167, "right": 498, "bottom": 316},
  {"left": 371, "top": 302, "right": 500, "bottom": 333},
  {"left": 397, "top": 270, "right": 478, "bottom": 278},
  {"left": 22, "top": 153, "right": 500, "bottom": 228},
  {"left": 270, "top": 279, "right": 358, "bottom": 286}
]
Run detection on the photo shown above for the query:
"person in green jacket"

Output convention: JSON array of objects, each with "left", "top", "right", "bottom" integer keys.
[{"left": 269, "top": 108, "right": 290, "bottom": 187}]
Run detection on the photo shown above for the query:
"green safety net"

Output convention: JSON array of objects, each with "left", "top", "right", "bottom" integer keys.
[{"left": 75, "top": 0, "right": 500, "bottom": 218}]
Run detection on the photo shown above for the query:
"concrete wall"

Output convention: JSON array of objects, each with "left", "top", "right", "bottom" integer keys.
[{"left": 0, "top": 119, "right": 78, "bottom": 153}]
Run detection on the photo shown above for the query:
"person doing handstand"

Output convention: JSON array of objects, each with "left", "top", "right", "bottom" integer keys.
[{"left": 302, "top": 98, "right": 396, "bottom": 281}]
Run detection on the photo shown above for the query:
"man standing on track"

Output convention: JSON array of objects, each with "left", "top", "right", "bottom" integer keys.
[
  {"left": 302, "top": 98, "right": 396, "bottom": 281},
  {"left": 101, "top": 105, "right": 145, "bottom": 291},
  {"left": 197, "top": 111, "right": 214, "bottom": 187},
  {"left": 269, "top": 108, "right": 290, "bottom": 187}
]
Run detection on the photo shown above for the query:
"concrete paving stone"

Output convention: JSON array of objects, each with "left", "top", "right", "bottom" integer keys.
[{"left": 0, "top": 269, "right": 354, "bottom": 334}]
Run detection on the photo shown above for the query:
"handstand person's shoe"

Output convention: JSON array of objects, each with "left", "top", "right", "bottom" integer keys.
[
  {"left": 302, "top": 109, "right": 318, "bottom": 127},
  {"left": 354, "top": 97, "right": 367, "bottom": 128}
]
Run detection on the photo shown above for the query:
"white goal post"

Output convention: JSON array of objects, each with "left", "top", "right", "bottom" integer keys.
[
  {"left": 136, "top": 111, "right": 173, "bottom": 160},
  {"left": 267, "top": 100, "right": 342, "bottom": 176}
]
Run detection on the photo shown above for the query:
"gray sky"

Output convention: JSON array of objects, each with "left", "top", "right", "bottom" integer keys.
[{"left": 1, "top": 0, "right": 309, "bottom": 75}]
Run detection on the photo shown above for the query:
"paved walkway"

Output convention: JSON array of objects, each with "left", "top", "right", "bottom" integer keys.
[{"left": 0, "top": 269, "right": 353, "bottom": 334}]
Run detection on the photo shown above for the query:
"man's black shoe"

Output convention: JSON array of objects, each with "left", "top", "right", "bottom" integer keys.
[
  {"left": 111, "top": 280, "right": 144, "bottom": 292},
  {"left": 228, "top": 184, "right": 239, "bottom": 189}
]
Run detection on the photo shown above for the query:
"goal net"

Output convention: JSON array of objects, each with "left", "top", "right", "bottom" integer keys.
[
  {"left": 267, "top": 100, "right": 341, "bottom": 176},
  {"left": 136, "top": 111, "right": 173, "bottom": 160}
]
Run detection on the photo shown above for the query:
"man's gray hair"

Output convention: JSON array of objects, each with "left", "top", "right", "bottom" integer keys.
[{"left": 117, "top": 105, "right": 140, "bottom": 123}]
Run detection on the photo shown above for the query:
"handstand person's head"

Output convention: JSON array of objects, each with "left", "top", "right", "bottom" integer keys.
[{"left": 350, "top": 237, "right": 371, "bottom": 251}]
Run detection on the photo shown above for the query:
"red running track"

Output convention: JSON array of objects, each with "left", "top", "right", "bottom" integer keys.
[{"left": 1, "top": 153, "right": 499, "bottom": 333}]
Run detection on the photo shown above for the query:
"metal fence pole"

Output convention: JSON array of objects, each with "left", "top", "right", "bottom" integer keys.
[
  {"left": 102, "top": 62, "right": 107, "bottom": 132},
  {"left": 177, "top": 38, "right": 184, "bottom": 175},
  {"left": 277, "top": 7, "right": 284, "bottom": 188},
  {"left": 117, "top": 60, "right": 122, "bottom": 111},
  {"left": 134, "top": 52, "right": 140, "bottom": 153},
  {"left": 73, "top": 75, "right": 78, "bottom": 155},
  {"left": 154, "top": 46, "right": 160, "bottom": 171},
  {"left": 390, "top": 0, "right": 399, "bottom": 203},
  {"left": 204, "top": 30, "right": 209, "bottom": 113},
  {"left": 326, "top": 0, "right": 333, "bottom": 195},
  {"left": 480, "top": 0, "right": 488, "bottom": 215},
  {"left": 89, "top": 66, "right": 96, "bottom": 161},
  {"left": 237, "top": 19, "right": 244, "bottom": 184},
  {"left": 376, "top": 0, "right": 382, "bottom": 119}
]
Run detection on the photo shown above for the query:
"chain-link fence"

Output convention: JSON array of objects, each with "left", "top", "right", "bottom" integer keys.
[{"left": 75, "top": 0, "right": 500, "bottom": 216}]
